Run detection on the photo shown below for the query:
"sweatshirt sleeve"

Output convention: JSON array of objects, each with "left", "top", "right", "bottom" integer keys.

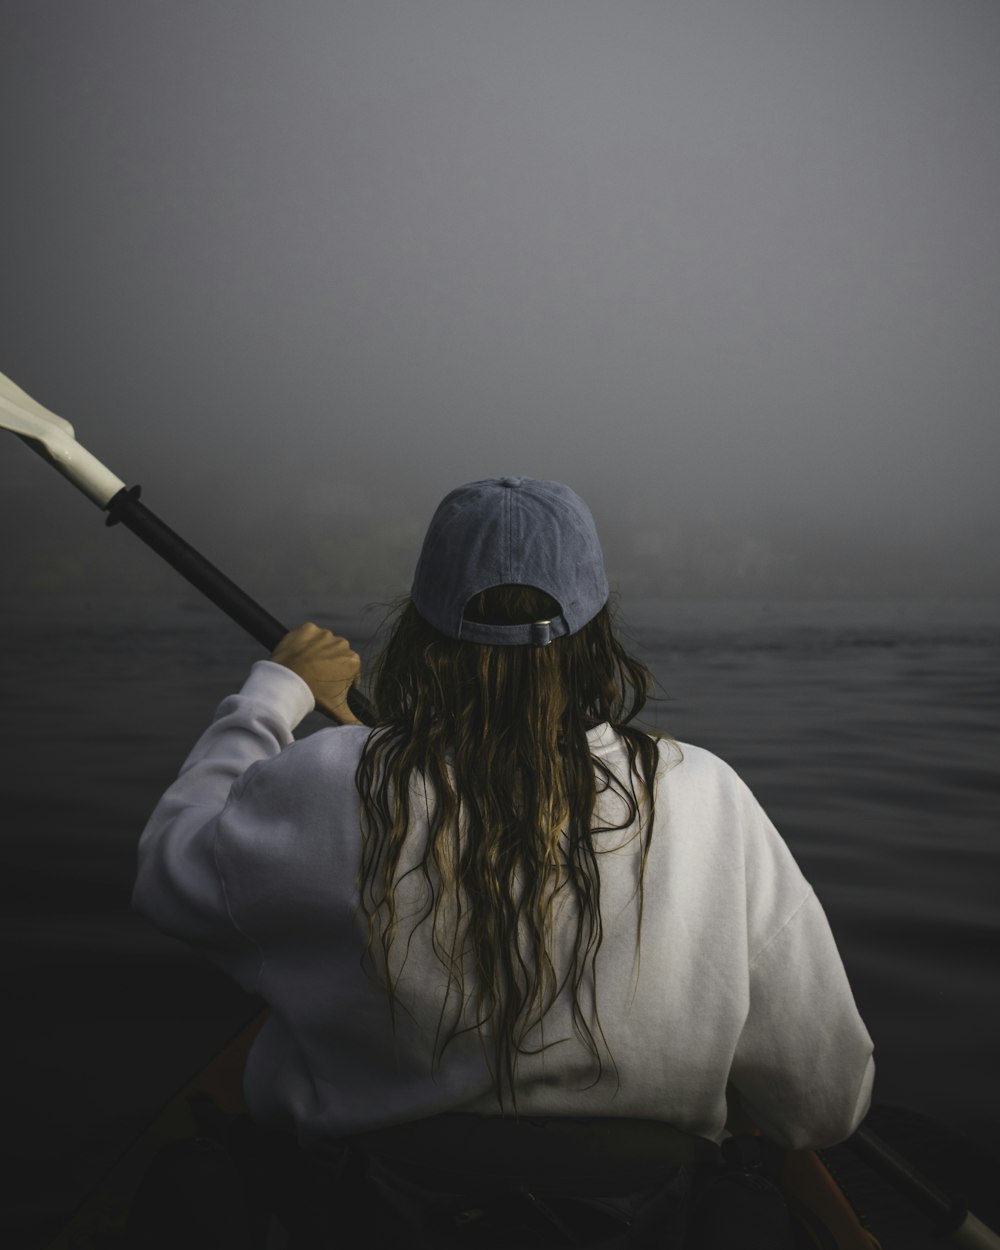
[
  {"left": 731, "top": 892, "right": 875, "bottom": 1149},
  {"left": 132, "top": 661, "right": 315, "bottom": 988},
  {"left": 729, "top": 781, "right": 875, "bottom": 1150}
]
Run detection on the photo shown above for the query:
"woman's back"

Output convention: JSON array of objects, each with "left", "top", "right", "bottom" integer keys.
[{"left": 135, "top": 670, "right": 872, "bottom": 1150}]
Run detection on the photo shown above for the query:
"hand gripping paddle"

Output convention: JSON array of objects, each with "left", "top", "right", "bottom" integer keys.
[{"left": 0, "top": 368, "right": 375, "bottom": 726}]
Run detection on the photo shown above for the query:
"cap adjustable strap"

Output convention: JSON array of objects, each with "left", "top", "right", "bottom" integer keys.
[
  {"left": 458, "top": 614, "right": 572, "bottom": 646},
  {"left": 531, "top": 620, "right": 553, "bottom": 646}
]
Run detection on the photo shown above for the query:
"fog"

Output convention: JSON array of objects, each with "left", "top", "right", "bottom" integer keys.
[{"left": 2, "top": 1, "right": 998, "bottom": 617}]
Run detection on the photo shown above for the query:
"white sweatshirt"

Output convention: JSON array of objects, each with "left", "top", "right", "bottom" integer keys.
[{"left": 133, "top": 661, "right": 873, "bottom": 1151}]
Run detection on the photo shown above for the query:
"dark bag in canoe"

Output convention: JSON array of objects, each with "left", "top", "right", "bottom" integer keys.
[
  {"left": 121, "top": 1106, "right": 869, "bottom": 1249},
  {"left": 345, "top": 1113, "right": 713, "bottom": 1248}
]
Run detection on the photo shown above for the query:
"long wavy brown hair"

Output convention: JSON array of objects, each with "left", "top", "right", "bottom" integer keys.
[{"left": 355, "top": 585, "right": 661, "bottom": 1111}]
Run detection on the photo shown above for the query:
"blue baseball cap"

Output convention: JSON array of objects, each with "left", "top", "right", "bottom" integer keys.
[{"left": 411, "top": 476, "right": 609, "bottom": 645}]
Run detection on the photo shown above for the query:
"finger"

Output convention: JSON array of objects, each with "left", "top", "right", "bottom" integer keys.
[
  {"left": 271, "top": 625, "right": 349, "bottom": 666},
  {"left": 316, "top": 692, "right": 363, "bottom": 726}
]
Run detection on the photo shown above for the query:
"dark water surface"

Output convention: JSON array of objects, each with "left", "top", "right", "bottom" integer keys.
[{"left": 2, "top": 595, "right": 998, "bottom": 1245}]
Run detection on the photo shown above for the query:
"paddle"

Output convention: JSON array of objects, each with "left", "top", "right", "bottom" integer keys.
[
  {"left": 847, "top": 1124, "right": 1000, "bottom": 1248},
  {"left": 0, "top": 367, "right": 376, "bottom": 726}
]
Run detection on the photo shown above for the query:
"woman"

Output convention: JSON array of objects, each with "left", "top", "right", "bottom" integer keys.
[{"left": 133, "top": 476, "right": 874, "bottom": 1244}]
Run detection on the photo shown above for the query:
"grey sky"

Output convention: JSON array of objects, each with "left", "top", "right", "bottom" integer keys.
[{"left": 2, "top": 0, "right": 998, "bottom": 609}]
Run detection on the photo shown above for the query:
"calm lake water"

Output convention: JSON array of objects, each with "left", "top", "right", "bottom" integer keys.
[{"left": 2, "top": 595, "right": 998, "bottom": 1245}]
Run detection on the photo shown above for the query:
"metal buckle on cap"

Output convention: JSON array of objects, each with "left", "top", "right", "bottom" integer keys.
[{"left": 531, "top": 620, "right": 552, "bottom": 646}]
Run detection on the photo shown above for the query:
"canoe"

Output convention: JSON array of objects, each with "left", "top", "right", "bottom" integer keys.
[
  {"left": 44, "top": 1013, "right": 1000, "bottom": 1249},
  {"left": 43, "top": 1014, "right": 267, "bottom": 1250}
]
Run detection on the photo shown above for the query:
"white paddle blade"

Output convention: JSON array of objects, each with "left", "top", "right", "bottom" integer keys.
[
  {"left": 0, "top": 368, "right": 126, "bottom": 507},
  {"left": 0, "top": 369, "right": 76, "bottom": 437}
]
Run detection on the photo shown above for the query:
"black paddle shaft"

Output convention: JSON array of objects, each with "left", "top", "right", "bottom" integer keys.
[
  {"left": 847, "top": 1124, "right": 967, "bottom": 1237},
  {"left": 105, "top": 485, "right": 376, "bottom": 726}
]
